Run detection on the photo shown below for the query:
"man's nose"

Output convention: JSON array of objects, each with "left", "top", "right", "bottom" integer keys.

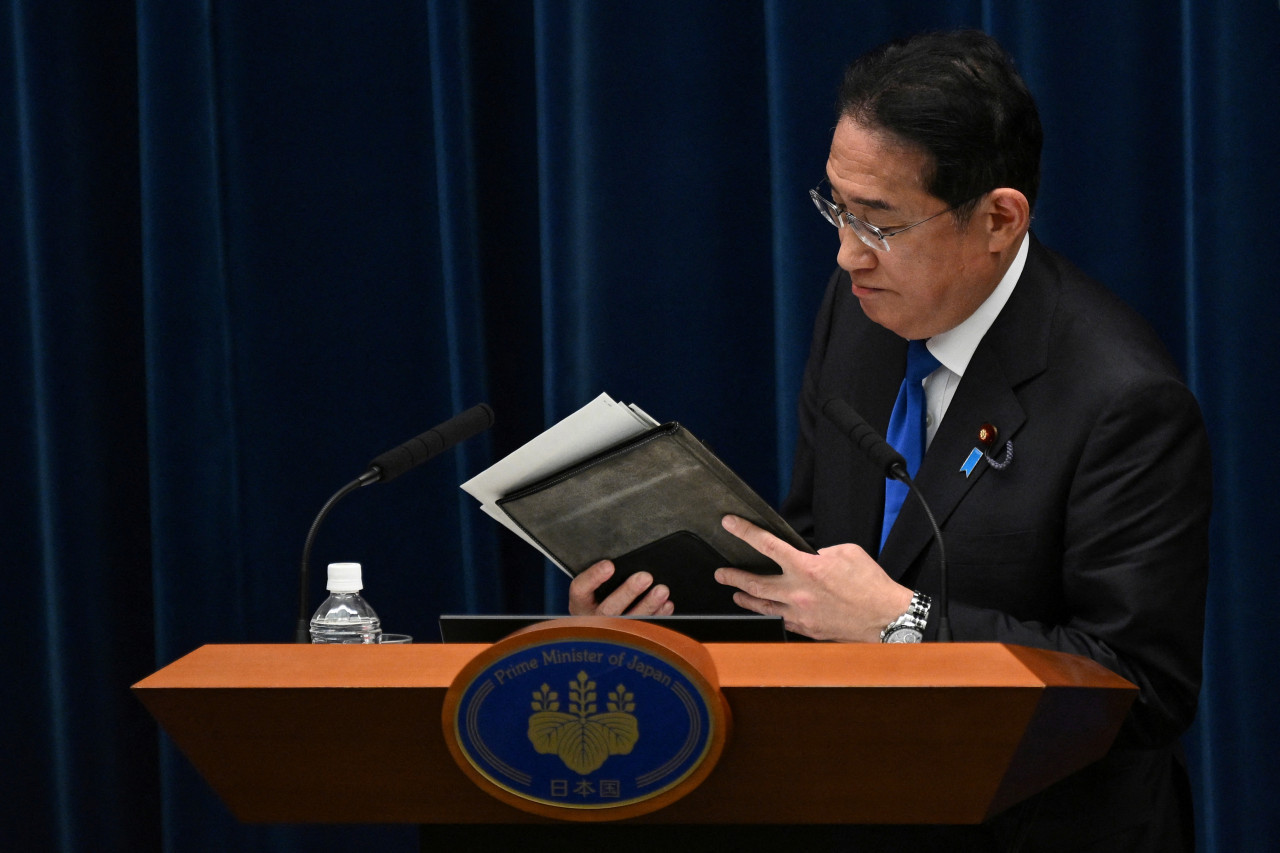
[{"left": 836, "top": 226, "right": 877, "bottom": 272}]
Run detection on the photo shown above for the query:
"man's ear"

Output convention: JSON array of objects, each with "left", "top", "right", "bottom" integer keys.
[{"left": 983, "top": 188, "right": 1031, "bottom": 253}]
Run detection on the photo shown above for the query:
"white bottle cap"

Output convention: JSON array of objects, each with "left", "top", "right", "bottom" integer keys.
[{"left": 325, "top": 562, "right": 363, "bottom": 593}]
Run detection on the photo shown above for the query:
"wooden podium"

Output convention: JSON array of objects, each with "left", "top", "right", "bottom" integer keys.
[{"left": 133, "top": 627, "right": 1135, "bottom": 827}]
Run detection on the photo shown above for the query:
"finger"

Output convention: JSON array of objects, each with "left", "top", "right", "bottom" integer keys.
[
  {"left": 568, "top": 560, "right": 615, "bottom": 615},
  {"left": 596, "top": 571, "right": 658, "bottom": 617},
  {"left": 715, "top": 565, "right": 783, "bottom": 603},
  {"left": 623, "top": 583, "right": 672, "bottom": 617},
  {"left": 727, "top": 589, "right": 783, "bottom": 618},
  {"left": 721, "top": 514, "right": 793, "bottom": 566},
  {"left": 714, "top": 565, "right": 753, "bottom": 591}
]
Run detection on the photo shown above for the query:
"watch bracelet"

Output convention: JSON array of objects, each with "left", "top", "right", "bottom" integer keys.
[{"left": 879, "top": 590, "right": 932, "bottom": 642}]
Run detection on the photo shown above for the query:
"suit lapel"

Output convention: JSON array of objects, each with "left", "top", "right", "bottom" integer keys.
[
  {"left": 833, "top": 296, "right": 905, "bottom": 549},
  {"left": 879, "top": 237, "right": 1058, "bottom": 580}
]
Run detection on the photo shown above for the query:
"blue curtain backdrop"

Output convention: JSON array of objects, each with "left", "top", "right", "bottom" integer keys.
[{"left": 4, "top": 1, "right": 1277, "bottom": 850}]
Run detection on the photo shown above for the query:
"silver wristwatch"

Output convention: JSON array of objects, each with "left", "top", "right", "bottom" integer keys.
[{"left": 880, "top": 591, "right": 932, "bottom": 643}]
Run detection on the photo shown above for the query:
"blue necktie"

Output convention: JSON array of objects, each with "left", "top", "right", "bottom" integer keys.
[{"left": 880, "top": 339, "right": 940, "bottom": 550}]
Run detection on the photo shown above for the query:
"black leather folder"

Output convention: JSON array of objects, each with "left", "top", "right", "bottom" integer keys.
[{"left": 497, "top": 422, "right": 813, "bottom": 614}]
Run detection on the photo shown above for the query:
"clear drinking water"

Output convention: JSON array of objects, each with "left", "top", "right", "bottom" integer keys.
[
  {"left": 309, "top": 593, "right": 382, "bottom": 643},
  {"left": 309, "top": 563, "right": 382, "bottom": 643}
]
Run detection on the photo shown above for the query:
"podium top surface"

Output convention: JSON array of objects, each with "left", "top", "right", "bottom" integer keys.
[{"left": 134, "top": 641, "right": 1134, "bottom": 692}]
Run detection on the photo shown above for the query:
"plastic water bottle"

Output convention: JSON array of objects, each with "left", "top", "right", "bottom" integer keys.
[{"left": 309, "top": 562, "right": 382, "bottom": 644}]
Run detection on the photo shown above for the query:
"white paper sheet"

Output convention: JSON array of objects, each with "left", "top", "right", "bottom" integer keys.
[{"left": 460, "top": 392, "right": 659, "bottom": 572}]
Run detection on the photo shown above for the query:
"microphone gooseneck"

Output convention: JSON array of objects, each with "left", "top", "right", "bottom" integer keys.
[
  {"left": 295, "top": 476, "right": 365, "bottom": 643},
  {"left": 822, "top": 398, "right": 951, "bottom": 642},
  {"left": 294, "top": 403, "right": 495, "bottom": 643}
]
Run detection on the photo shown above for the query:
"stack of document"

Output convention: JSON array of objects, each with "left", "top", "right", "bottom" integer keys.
[
  {"left": 461, "top": 393, "right": 811, "bottom": 614},
  {"left": 461, "top": 393, "right": 658, "bottom": 573}
]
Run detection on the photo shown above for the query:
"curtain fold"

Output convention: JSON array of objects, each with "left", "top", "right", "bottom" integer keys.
[
  {"left": 423, "top": 0, "right": 498, "bottom": 612},
  {"left": 1178, "top": 4, "right": 1280, "bottom": 849},
  {"left": 5, "top": 1, "right": 1278, "bottom": 850},
  {"left": 3, "top": 1, "right": 156, "bottom": 850}
]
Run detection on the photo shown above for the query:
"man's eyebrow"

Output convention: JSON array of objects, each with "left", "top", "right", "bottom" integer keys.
[
  {"left": 848, "top": 196, "right": 894, "bottom": 213},
  {"left": 825, "top": 177, "right": 895, "bottom": 213}
]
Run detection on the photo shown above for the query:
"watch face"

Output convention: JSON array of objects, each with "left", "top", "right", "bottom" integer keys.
[{"left": 883, "top": 626, "right": 923, "bottom": 643}]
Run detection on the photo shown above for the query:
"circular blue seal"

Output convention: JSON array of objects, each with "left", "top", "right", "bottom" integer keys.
[{"left": 444, "top": 620, "right": 727, "bottom": 817}]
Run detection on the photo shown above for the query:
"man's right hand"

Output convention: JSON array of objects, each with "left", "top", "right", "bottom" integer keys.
[{"left": 567, "top": 560, "right": 675, "bottom": 616}]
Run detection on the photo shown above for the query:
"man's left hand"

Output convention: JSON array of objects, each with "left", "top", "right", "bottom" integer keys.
[{"left": 715, "top": 514, "right": 913, "bottom": 643}]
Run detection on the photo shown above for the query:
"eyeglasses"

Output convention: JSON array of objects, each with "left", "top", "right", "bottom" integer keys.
[{"left": 809, "top": 183, "right": 973, "bottom": 252}]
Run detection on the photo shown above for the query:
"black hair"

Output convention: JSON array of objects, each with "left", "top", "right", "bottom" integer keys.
[{"left": 837, "top": 30, "right": 1043, "bottom": 217}]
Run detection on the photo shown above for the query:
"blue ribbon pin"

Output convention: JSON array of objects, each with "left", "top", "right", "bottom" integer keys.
[{"left": 960, "top": 442, "right": 1014, "bottom": 478}]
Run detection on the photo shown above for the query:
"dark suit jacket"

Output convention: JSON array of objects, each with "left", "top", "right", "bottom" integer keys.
[{"left": 781, "top": 236, "right": 1211, "bottom": 851}]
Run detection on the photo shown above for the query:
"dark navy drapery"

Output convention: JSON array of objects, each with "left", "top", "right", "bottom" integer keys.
[{"left": 4, "top": 1, "right": 1277, "bottom": 850}]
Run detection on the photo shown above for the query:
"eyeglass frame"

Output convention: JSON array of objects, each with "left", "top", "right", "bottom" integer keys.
[{"left": 808, "top": 182, "right": 984, "bottom": 252}]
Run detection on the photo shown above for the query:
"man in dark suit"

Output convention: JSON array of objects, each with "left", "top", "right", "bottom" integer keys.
[{"left": 570, "top": 30, "right": 1210, "bottom": 851}]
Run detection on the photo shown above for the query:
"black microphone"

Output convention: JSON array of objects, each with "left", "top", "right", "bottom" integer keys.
[
  {"left": 822, "top": 398, "right": 951, "bottom": 642},
  {"left": 294, "top": 404, "right": 495, "bottom": 642},
  {"left": 822, "top": 397, "right": 908, "bottom": 480},
  {"left": 362, "top": 403, "right": 495, "bottom": 485}
]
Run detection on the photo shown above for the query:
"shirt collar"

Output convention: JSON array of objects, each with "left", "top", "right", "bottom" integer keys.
[{"left": 927, "top": 232, "right": 1030, "bottom": 377}]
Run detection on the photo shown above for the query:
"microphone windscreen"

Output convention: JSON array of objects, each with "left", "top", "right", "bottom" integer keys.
[
  {"left": 366, "top": 403, "right": 494, "bottom": 483},
  {"left": 822, "top": 397, "right": 906, "bottom": 478}
]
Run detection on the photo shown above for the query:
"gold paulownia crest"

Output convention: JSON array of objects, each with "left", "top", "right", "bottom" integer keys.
[{"left": 527, "top": 670, "right": 639, "bottom": 775}]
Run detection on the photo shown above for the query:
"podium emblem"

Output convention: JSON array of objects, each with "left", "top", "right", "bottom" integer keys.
[
  {"left": 528, "top": 672, "right": 639, "bottom": 774},
  {"left": 443, "top": 618, "right": 729, "bottom": 820}
]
